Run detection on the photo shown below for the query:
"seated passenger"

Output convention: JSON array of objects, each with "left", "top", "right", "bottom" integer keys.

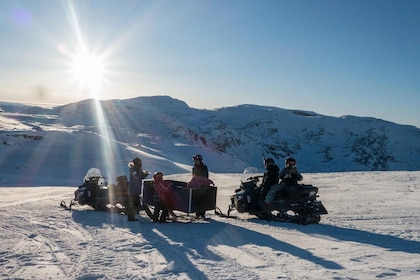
[
  {"left": 260, "top": 158, "right": 280, "bottom": 204},
  {"left": 264, "top": 157, "right": 303, "bottom": 204},
  {"left": 279, "top": 157, "right": 303, "bottom": 186}
]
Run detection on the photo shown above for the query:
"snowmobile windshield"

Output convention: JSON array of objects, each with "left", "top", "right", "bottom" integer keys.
[
  {"left": 241, "top": 167, "right": 262, "bottom": 183},
  {"left": 83, "top": 168, "right": 105, "bottom": 185}
]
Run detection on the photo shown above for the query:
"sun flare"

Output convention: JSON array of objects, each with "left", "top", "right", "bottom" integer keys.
[{"left": 70, "top": 50, "right": 106, "bottom": 93}]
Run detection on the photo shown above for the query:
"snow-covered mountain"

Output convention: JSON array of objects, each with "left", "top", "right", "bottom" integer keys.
[{"left": 0, "top": 95, "right": 419, "bottom": 186}]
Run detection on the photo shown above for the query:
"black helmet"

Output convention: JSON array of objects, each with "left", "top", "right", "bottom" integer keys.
[
  {"left": 264, "top": 158, "right": 275, "bottom": 167},
  {"left": 285, "top": 156, "right": 297, "bottom": 168},
  {"left": 192, "top": 154, "right": 203, "bottom": 161}
]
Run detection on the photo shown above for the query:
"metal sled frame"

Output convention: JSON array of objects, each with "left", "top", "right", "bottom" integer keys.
[{"left": 142, "top": 179, "right": 217, "bottom": 218}]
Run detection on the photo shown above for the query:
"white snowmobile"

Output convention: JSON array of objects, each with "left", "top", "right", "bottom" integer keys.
[{"left": 61, "top": 168, "right": 129, "bottom": 212}]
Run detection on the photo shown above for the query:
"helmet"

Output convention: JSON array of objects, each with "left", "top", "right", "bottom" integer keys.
[
  {"left": 285, "top": 156, "right": 297, "bottom": 168},
  {"left": 264, "top": 158, "right": 275, "bottom": 167},
  {"left": 192, "top": 154, "right": 203, "bottom": 161}
]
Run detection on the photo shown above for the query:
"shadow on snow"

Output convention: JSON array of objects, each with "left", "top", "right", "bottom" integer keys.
[
  {"left": 250, "top": 219, "right": 420, "bottom": 254},
  {"left": 71, "top": 209, "right": 344, "bottom": 280}
]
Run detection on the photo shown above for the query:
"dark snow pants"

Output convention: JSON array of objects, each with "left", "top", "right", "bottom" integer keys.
[
  {"left": 153, "top": 201, "right": 169, "bottom": 223},
  {"left": 264, "top": 184, "right": 285, "bottom": 204},
  {"left": 127, "top": 195, "right": 140, "bottom": 221}
]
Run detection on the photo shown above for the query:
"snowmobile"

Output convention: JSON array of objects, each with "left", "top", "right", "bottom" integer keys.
[
  {"left": 227, "top": 167, "right": 328, "bottom": 224},
  {"left": 60, "top": 168, "right": 129, "bottom": 212}
]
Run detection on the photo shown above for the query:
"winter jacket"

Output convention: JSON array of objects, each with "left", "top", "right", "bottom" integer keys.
[
  {"left": 260, "top": 164, "right": 280, "bottom": 200},
  {"left": 153, "top": 179, "right": 172, "bottom": 202},
  {"left": 192, "top": 163, "right": 209, "bottom": 178},
  {"left": 279, "top": 166, "right": 303, "bottom": 186},
  {"left": 128, "top": 162, "right": 149, "bottom": 195}
]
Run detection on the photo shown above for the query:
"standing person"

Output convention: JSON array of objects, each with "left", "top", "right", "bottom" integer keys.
[
  {"left": 152, "top": 172, "right": 172, "bottom": 223},
  {"left": 192, "top": 154, "right": 209, "bottom": 219},
  {"left": 192, "top": 154, "right": 208, "bottom": 178},
  {"left": 127, "top": 157, "right": 149, "bottom": 221},
  {"left": 260, "top": 158, "right": 280, "bottom": 204},
  {"left": 264, "top": 156, "right": 303, "bottom": 204}
]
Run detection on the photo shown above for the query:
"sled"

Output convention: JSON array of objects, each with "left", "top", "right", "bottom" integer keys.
[{"left": 141, "top": 179, "right": 217, "bottom": 220}]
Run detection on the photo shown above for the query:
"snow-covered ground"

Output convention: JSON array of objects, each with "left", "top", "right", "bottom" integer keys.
[{"left": 1, "top": 171, "right": 419, "bottom": 279}]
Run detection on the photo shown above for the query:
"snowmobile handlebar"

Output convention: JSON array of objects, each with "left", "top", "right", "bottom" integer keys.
[{"left": 246, "top": 175, "right": 263, "bottom": 181}]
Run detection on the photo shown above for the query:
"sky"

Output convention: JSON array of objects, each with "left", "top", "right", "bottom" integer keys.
[{"left": 0, "top": 0, "right": 419, "bottom": 128}]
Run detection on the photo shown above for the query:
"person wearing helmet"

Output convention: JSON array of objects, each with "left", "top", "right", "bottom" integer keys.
[
  {"left": 127, "top": 157, "right": 150, "bottom": 221},
  {"left": 192, "top": 154, "right": 208, "bottom": 178},
  {"left": 264, "top": 156, "right": 303, "bottom": 205},
  {"left": 260, "top": 158, "right": 280, "bottom": 204},
  {"left": 279, "top": 157, "right": 303, "bottom": 186},
  {"left": 192, "top": 154, "right": 209, "bottom": 218}
]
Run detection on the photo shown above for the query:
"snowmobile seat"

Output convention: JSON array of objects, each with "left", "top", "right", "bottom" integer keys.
[{"left": 284, "top": 184, "right": 318, "bottom": 201}]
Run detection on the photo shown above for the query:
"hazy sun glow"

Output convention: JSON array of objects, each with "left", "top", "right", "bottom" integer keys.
[
  {"left": 70, "top": 50, "right": 106, "bottom": 94},
  {"left": 62, "top": 0, "right": 112, "bottom": 98},
  {"left": 62, "top": 0, "right": 118, "bottom": 207}
]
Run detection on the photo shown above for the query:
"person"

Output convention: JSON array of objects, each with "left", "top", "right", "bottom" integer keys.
[
  {"left": 152, "top": 172, "right": 172, "bottom": 223},
  {"left": 260, "top": 158, "right": 280, "bottom": 204},
  {"left": 192, "top": 154, "right": 209, "bottom": 178},
  {"left": 127, "top": 157, "right": 149, "bottom": 221},
  {"left": 264, "top": 156, "right": 303, "bottom": 204},
  {"left": 192, "top": 154, "right": 209, "bottom": 218},
  {"left": 187, "top": 176, "right": 214, "bottom": 188},
  {"left": 279, "top": 156, "right": 303, "bottom": 186}
]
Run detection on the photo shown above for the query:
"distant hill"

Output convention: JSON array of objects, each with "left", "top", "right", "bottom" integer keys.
[{"left": 1, "top": 96, "right": 419, "bottom": 186}]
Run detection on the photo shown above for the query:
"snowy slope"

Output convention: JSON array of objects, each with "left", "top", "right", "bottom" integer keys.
[
  {"left": 0, "top": 96, "right": 419, "bottom": 187},
  {"left": 0, "top": 171, "right": 419, "bottom": 279}
]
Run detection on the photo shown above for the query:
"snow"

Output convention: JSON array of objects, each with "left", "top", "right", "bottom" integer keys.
[
  {"left": 1, "top": 171, "right": 419, "bottom": 279},
  {"left": 0, "top": 97, "right": 419, "bottom": 279},
  {"left": 1, "top": 96, "right": 419, "bottom": 187},
  {"left": 0, "top": 114, "right": 33, "bottom": 131}
]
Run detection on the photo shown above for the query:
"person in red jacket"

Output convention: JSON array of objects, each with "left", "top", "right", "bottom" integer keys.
[{"left": 152, "top": 172, "right": 172, "bottom": 223}]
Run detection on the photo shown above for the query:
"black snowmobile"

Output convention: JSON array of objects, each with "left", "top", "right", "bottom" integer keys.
[
  {"left": 61, "top": 168, "right": 129, "bottom": 212},
  {"left": 227, "top": 167, "right": 328, "bottom": 224}
]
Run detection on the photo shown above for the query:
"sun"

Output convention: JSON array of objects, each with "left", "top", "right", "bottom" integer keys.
[{"left": 70, "top": 50, "right": 106, "bottom": 93}]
